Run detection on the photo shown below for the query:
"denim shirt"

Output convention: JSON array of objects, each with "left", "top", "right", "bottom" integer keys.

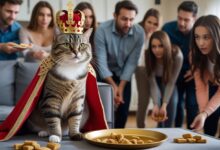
[
  {"left": 95, "top": 19, "right": 144, "bottom": 81},
  {"left": 0, "top": 22, "right": 21, "bottom": 60}
]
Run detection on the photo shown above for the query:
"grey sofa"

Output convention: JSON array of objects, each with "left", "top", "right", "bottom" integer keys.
[{"left": 0, "top": 60, "right": 114, "bottom": 128}]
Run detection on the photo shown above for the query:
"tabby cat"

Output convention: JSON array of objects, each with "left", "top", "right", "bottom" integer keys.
[{"left": 27, "top": 28, "right": 93, "bottom": 143}]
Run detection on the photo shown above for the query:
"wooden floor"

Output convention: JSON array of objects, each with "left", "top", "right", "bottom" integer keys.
[{"left": 125, "top": 112, "right": 157, "bottom": 128}]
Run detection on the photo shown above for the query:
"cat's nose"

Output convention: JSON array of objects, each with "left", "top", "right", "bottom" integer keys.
[{"left": 75, "top": 53, "right": 82, "bottom": 58}]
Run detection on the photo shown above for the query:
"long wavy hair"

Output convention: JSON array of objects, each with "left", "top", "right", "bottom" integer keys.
[
  {"left": 145, "top": 31, "right": 179, "bottom": 84},
  {"left": 74, "top": 2, "right": 97, "bottom": 51},
  {"left": 27, "top": 1, "right": 55, "bottom": 31},
  {"left": 190, "top": 15, "right": 220, "bottom": 84},
  {"left": 139, "top": 8, "right": 160, "bottom": 29}
]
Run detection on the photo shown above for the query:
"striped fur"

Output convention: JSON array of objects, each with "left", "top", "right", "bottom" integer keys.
[{"left": 27, "top": 29, "right": 93, "bottom": 142}]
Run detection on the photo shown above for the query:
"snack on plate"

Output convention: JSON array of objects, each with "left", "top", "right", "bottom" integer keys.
[
  {"left": 35, "top": 147, "right": 51, "bottom": 150},
  {"left": 174, "top": 133, "right": 207, "bottom": 144},
  {"left": 13, "top": 140, "right": 61, "bottom": 150},
  {"left": 94, "top": 132, "right": 150, "bottom": 144},
  {"left": 13, "top": 43, "right": 32, "bottom": 49}
]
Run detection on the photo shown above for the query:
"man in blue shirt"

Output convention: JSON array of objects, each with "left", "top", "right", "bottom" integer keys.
[
  {"left": 0, "top": 0, "right": 23, "bottom": 60},
  {"left": 95, "top": 0, "right": 144, "bottom": 128},
  {"left": 162, "top": 1, "right": 198, "bottom": 129}
]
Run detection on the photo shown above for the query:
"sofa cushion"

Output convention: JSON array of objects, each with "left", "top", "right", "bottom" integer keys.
[
  {"left": 0, "top": 105, "right": 14, "bottom": 122},
  {"left": 97, "top": 82, "right": 114, "bottom": 128},
  {"left": 0, "top": 61, "right": 17, "bottom": 106},
  {"left": 15, "top": 61, "right": 39, "bottom": 104}
]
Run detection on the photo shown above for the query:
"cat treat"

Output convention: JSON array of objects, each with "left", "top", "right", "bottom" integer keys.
[
  {"left": 13, "top": 140, "right": 61, "bottom": 150},
  {"left": 46, "top": 142, "right": 61, "bottom": 150},
  {"left": 173, "top": 133, "right": 207, "bottom": 143},
  {"left": 94, "top": 132, "right": 147, "bottom": 144},
  {"left": 173, "top": 138, "right": 187, "bottom": 143}
]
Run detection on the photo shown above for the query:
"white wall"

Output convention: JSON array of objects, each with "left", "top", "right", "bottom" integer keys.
[{"left": 17, "top": 0, "right": 220, "bottom": 23}]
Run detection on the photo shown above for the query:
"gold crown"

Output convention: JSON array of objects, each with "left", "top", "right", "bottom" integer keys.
[{"left": 56, "top": 1, "right": 85, "bottom": 34}]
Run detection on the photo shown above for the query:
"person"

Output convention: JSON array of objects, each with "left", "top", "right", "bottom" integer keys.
[
  {"left": 135, "top": 8, "right": 161, "bottom": 128},
  {"left": 162, "top": 1, "right": 198, "bottom": 128},
  {"left": 0, "top": 0, "right": 23, "bottom": 60},
  {"left": 94, "top": 0, "right": 144, "bottom": 128},
  {"left": 74, "top": 2, "right": 97, "bottom": 52},
  {"left": 145, "top": 31, "right": 183, "bottom": 127},
  {"left": 190, "top": 15, "right": 220, "bottom": 136},
  {"left": 19, "top": 1, "right": 58, "bottom": 62}
]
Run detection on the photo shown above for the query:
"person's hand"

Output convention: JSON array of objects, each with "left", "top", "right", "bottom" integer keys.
[
  {"left": 190, "top": 112, "right": 208, "bottom": 131},
  {"left": 159, "top": 103, "right": 168, "bottom": 122},
  {"left": 1, "top": 42, "right": 19, "bottom": 54},
  {"left": 184, "top": 70, "right": 193, "bottom": 82},
  {"left": 112, "top": 85, "right": 122, "bottom": 107},
  {"left": 151, "top": 104, "right": 160, "bottom": 121},
  {"left": 33, "top": 50, "right": 49, "bottom": 60},
  {"left": 115, "top": 85, "right": 124, "bottom": 106}
]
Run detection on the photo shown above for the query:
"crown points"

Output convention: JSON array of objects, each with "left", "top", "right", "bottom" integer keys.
[{"left": 56, "top": 1, "right": 85, "bottom": 34}]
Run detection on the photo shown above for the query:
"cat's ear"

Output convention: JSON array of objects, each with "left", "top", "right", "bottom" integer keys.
[{"left": 83, "top": 28, "right": 93, "bottom": 40}]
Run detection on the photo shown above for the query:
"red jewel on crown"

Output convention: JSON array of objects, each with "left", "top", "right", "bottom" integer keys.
[{"left": 56, "top": 1, "right": 85, "bottom": 34}]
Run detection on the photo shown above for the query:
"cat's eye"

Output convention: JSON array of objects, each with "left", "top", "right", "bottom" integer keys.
[
  {"left": 64, "top": 43, "right": 69, "bottom": 47},
  {"left": 79, "top": 43, "right": 87, "bottom": 50}
]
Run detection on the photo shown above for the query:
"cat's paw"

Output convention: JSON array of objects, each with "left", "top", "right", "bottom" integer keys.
[
  {"left": 70, "top": 133, "right": 83, "bottom": 141},
  {"left": 38, "top": 131, "right": 49, "bottom": 137},
  {"left": 49, "top": 135, "right": 61, "bottom": 143}
]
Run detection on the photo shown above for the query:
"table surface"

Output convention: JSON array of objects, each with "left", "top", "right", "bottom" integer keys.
[{"left": 1, "top": 128, "right": 220, "bottom": 150}]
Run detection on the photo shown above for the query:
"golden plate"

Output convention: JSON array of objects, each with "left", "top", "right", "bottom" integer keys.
[{"left": 84, "top": 129, "right": 167, "bottom": 149}]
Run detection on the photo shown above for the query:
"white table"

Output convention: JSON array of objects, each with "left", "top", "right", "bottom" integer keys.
[{"left": 1, "top": 128, "right": 219, "bottom": 150}]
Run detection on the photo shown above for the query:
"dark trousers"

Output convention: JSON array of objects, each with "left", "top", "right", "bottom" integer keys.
[
  {"left": 112, "top": 74, "right": 131, "bottom": 128},
  {"left": 175, "top": 71, "right": 198, "bottom": 129},
  {"left": 204, "top": 84, "right": 220, "bottom": 136}
]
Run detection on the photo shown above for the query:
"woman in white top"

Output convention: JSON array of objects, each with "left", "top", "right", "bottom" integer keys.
[
  {"left": 145, "top": 31, "right": 183, "bottom": 127},
  {"left": 136, "top": 8, "right": 161, "bottom": 128},
  {"left": 19, "top": 1, "right": 58, "bottom": 62}
]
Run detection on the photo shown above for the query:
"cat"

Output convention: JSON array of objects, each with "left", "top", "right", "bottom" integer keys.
[{"left": 27, "top": 28, "right": 93, "bottom": 143}]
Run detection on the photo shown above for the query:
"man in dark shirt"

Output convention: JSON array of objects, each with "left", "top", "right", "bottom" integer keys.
[
  {"left": 0, "top": 0, "right": 23, "bottom": 60},
  {"left": 162, "top": 1, "right": 198, "bottom": 129}
]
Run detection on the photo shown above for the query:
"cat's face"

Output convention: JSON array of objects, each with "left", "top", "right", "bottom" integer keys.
[{"left": 51, "top": 29, "right": 93, "bottom": 65}]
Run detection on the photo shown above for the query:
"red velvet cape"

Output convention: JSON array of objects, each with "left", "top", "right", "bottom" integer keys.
[{"left": 0, "top": 61, "right": 108, "bottom": 141}]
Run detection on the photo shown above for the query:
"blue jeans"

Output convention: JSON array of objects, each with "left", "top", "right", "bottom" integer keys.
[
  {"left": 204, "top": 83, "right": 220, "bottom": 136},
  {"left": 175, "top": 70, "right": 198, "bottom": 129},
  {"left": 156, "top": 77, "right": 178, "bottom": 127}
]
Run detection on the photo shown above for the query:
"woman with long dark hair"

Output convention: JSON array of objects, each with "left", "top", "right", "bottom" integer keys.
[
  {"left": 136, "top": 8, "right": 160, "bottom": 128},
  {"left": 190, "top": 15, "right": 220, "bottom": 136},
  {"left": 19, "top": 1, "right": 58, "bottom": 62},
  {"left": 145, "top": 31, "right": 183, "bottom": 127},
  {"left": 74, "top": 2, "right": 97, "bottom": 51}
]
